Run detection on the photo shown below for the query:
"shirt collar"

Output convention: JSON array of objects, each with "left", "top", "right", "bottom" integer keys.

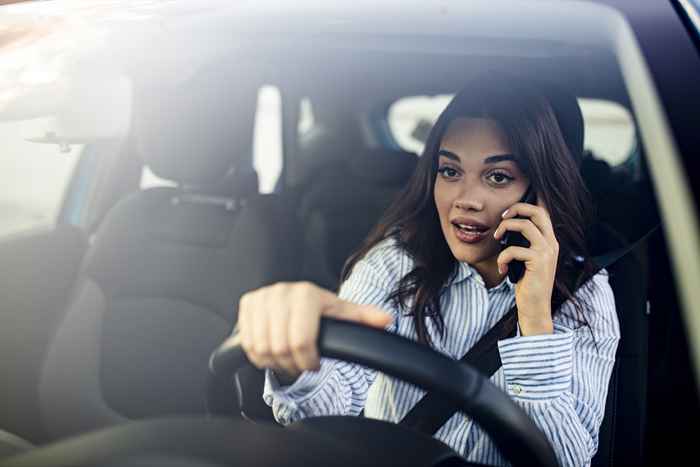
[
  {"left": 491, "top": 274, "right": 516, "bottom": 292},
  {"left": 449, "top": 261, "right": 516, "bottom": 292},
  {"left": 452, "top": 261, "right": 474, "bottom": 284}
]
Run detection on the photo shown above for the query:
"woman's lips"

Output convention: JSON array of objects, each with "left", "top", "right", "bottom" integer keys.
[{"left": 453, "top": 224, "right": 490, "bottom": 244}]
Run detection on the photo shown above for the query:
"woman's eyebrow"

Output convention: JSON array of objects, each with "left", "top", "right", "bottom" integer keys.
[
  {"left": 438, "top": 150, "right": 516, "bottom": 165},
  {"left": 437, "top": 149, "right": 461, "bottom": 162},
  {"left": 483, "top": 154, "right": 516, "bottom": 164}
]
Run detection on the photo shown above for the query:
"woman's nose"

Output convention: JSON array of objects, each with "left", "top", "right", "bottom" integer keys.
[{"left": 454, "top": 196, "right": 484, "bottom": 211}]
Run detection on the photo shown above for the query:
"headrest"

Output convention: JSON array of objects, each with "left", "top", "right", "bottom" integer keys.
[
  {"left": 134, "top": 71, "right": 258, "bottom": 186},
  {"left": 447, "top": 72, "right": 585, "bottom": 169},
  {"left": 539, "top": 82, "right": 585, "bottom": 167},
  {"left": 349, "top": 148, "right": 418, "bottom": 184}
]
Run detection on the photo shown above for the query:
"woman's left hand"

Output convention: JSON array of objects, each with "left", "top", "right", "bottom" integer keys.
[{"left": 493, "top": 196, "right": 558, "bottom": 336}]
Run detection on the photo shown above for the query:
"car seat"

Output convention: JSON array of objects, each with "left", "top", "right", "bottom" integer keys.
[
  {"left": 297, "top": 147, "right": 417, "bottom": 290},
  {"left": 38, "top": 69, "right": 302, "bottom": 439}
]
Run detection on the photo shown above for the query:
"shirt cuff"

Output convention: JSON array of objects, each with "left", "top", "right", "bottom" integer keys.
[
  {"left": 264, "top": 367, "right": 328, "bottom": 404},
  {"left": 497, "top": 324, "right": 574, "bottom": 401}
]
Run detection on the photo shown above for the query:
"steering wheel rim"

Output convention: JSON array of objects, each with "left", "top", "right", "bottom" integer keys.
[{"left": 209, "top": 318, "right": 560, "bottom": 467}]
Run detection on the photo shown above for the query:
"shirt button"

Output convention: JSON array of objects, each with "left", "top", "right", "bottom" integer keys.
[{"left": 512, "top": 384, "right": 523, "bottom": 395}]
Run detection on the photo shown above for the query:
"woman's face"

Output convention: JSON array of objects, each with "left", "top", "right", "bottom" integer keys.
[{"left": 434, "top": 118, "right": 530, "bottom": 273}]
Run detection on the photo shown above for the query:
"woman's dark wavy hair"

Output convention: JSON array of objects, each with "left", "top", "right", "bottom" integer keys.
[{"left": 340, "top": 73, "right": 599, "bottom": 347}]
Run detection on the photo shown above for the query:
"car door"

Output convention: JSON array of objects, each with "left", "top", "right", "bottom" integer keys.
[{"left": 0, "top": 124, "right": 109, "bottom": 443}]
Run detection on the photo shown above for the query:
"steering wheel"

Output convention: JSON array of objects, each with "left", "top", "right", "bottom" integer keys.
[
  {"left": 3, "top": 318, "right": 559, "bottom": 467},
  {"left": 209, "top": 317, "right": 560, "bottom": 467}
]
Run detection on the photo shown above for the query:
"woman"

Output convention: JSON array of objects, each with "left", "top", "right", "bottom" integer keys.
[{"left": 237, "top": 74, "right": 620, "bottom": 467}]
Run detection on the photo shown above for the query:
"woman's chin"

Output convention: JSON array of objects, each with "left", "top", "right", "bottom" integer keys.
[{"left": 448, "top": 244, "right": 480, "bottom": 263}]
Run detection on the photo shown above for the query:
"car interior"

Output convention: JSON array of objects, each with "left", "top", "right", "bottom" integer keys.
[{"left": 0, "top": 1, "right": 698, "bottom": 466}]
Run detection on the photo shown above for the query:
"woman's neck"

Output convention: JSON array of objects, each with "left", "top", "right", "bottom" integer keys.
[{"left": 471, "top": 260, "right": 506, "bottom": 289}]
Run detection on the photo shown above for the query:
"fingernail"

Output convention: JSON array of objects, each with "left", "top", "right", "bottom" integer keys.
[{"left": 502, "top": 209, "right": 509, "bottom": 218}]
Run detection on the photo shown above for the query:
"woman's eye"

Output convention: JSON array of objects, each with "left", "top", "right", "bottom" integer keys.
[
  {"left": 438, "top": 166, "right": 460, "bottom": 179},
  {"left": 486, "top": 171, "right": 514, "bottom": 185}
]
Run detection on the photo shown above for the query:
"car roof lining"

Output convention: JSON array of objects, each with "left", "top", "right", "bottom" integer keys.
[
  {"left": 2, "top": 1, "right": 632, "bottom": 122},
  {"left": 278, "top": 48, "right": 628, "bottom": 116}
]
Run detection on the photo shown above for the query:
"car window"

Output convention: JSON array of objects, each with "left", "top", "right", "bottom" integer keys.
[
  {"left": 139, "top": 166, "right": 176, "bottom": 190},
  {"left": 253, "top": 85, "right": 283, "bottom": 194},
  {"left": 141, "top": 85, "right": 284, "bottom": 194},
  {"left": 298, "top": 97, "right": 315, "bottom": 135},
  {"left": 387, "top": 95, "right": 636, "bottom": 167},
  {"left": 0, "top": 117, "right": 81, "bottom": 237}
]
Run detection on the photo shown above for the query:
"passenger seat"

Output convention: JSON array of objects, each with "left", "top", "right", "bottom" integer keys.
[{"left": 38, "top": 72, "right": 301, "bottom": 439}]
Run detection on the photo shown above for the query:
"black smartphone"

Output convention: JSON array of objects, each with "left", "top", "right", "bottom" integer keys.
[{"left": 499, "top": 184, "right": 537, "bottom": 283}]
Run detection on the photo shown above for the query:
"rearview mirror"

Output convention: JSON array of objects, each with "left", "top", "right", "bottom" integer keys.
[{"left": 5, "top": 74, "right": 133, "bottom": 146}]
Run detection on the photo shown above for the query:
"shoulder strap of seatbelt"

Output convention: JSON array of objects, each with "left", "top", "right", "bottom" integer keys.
[
  {"left": 398, "top": 307, "right": 518, "bottom": 433},
  {"left": 398, "top": 223, "right": 660, "bottom": 435}
]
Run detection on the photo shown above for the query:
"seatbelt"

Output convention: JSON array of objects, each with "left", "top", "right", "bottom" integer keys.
[
  {"left": 399, "top": 224, "right": 660, "bottom": 435},
  {"left": 399, "top": 309, "right": 518, "bottom": 433}
]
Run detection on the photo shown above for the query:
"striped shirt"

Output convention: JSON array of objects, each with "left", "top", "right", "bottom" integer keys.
[{"left": 264, "top": 237, "right": 620, "bottom": 467}]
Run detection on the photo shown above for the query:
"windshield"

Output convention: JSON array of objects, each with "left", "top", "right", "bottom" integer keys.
[{"left": 0, "top": 2, "right": 697, "bottom": 467}]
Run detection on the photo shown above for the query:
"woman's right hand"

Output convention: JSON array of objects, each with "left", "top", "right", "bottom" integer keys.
[{"left": 237, "top": 281, "right": 393, "bottom": 382}]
